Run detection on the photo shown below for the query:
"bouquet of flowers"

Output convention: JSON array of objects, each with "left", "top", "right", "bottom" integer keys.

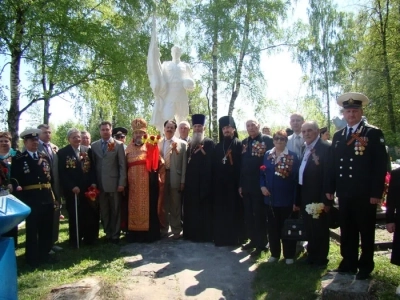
[
  {"left": 305, "top": 202, "right": 325, "bottom": 219},
  {"left": 85, "top": 186, "right": 100, "bottom": 201}
]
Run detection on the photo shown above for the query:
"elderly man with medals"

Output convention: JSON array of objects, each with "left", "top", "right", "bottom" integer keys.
[
  {"left": 326, "top": 92, "right": 387, "bottom": 280},
  {"left": 213, "top": 116, "right": 245, "bottom": 246},
  {"left": 183, "top": 114, "right": 215, "bottom": 242}
]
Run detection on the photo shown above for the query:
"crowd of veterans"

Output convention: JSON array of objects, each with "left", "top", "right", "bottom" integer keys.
[{"left": 1, "top": 91, "right": 399, "bottom": 282}]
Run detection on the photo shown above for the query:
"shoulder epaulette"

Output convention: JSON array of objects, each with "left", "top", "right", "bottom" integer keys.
[
  {"left": 364, "top": 123, "right": 379, "bottom": 129},
  {"left": 15, "top": 152, "right": 26, "bottom": 159}
]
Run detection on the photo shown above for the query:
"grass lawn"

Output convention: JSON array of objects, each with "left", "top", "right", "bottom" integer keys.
[
  {"left": 16, "top": 214, "right": 129, "bottom": 300},
  {"left": 253, "top": 239, "right": 400, "bottom": 300},
  {"left": 15, "top": 216, "right": 400, "bottom": 299}
]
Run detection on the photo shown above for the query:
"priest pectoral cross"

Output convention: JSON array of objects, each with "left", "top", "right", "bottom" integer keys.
[{"left": 222, "top": 156, "right": 227, "bottom": 164}]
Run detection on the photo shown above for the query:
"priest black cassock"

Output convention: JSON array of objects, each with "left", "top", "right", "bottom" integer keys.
[
  {"left": 183, "top": 114, "right": 215, "bottom": 242},
  {"left": 213, "top": 116, "right": 245, "bottom": 246}
]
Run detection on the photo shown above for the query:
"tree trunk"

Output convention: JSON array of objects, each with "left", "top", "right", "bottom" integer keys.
[
  {"left": 228, "top": 2, "right": 250, "bottom": 117},
  {"left": 8, "top": 6, "right": 26, "bottom": 149},
  {"left": 211, "top": 29, "right": 218, "bottom": 142}
]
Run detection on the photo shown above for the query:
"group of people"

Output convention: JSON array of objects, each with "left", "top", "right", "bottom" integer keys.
[{"left": 0, "top": 91, "right": 394, "bottom": 282}]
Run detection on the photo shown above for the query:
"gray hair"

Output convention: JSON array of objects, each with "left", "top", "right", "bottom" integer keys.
[
  {"left": 67, "top": 128, "right": 81, "bottom": 139},
  {"left": 246, "top": 119, "right": 260, "bottom": 126},
  {"left": 81, "top": 130, "right": 91, "bottom": 138},
  {"left": 302, "top": 121, "right": 319, "bottom": 131},
  {"left": 178, "top": 121, "right": 190, "bottom": 128}
]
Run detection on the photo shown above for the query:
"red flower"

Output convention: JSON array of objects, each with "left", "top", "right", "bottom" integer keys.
[
  {"left": 156, "top": 134, "right": 161, "bottom": 140},
  {"left": 1, "top": 167, "right": 8, "bottom": 175},
  {"left": 150, "top": 135, "right": 155, "bottom": 141},
  {"left": 143, "top": 134, "right": 148, "bottom": 139},
  {"left": 260, "top": 165, "right": 267, "bottom": 171},
  {"left": 85, "top": 186, "right": 100, "bottom": 201},
  {"left": 385, "top": 172, "right": 391, "bottom": 184}
]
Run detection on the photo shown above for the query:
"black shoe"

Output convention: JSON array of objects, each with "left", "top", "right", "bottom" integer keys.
[
  {"left": 356, "top": 271, "right": 370, "bottom": 280},
  {"left": 241, "top": 242, "right": 255, "bottom": 251}
]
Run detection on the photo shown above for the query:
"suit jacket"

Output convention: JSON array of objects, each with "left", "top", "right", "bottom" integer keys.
[
  {"left": 57, "top": 145, "right": 96, "bottom": 197},
  {"left": 240, "top": 133, "right": 273, "bottom": 192},
  {"left": 38, "top": 141, "right": 60, "bottom": 199},
  {"left": 296, "top": 139, "right": 331, "bottom": 207},
  {"left": 91, "top": 138, "right": 127, "bottom": 192},
  {"left": 158, "top": 137, "right": 187, "bottom": 189},
  {"left": 326, "top": 121, "right": 387, "bottom": 199}
]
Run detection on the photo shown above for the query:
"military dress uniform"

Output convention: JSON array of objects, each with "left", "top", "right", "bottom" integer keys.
[
  {"left": 326, "top": 94, "right": 387, "bottom": 278},
  {"left": 11, "top": 132, "right": 55, "bottom": 267}
]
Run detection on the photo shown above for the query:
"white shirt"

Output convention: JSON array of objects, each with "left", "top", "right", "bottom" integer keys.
[
  {"left": 163, "top": 138, "right": 173, "bottom": 157},
  {"left": 346, "top": 120, "right": 362, "bottom": 137},
  {"left": 298, "top": 137, "right": 320, "bottom": 185},
  {"left": 269, "top": 147, "right": 289, "bottom": 164},
  {"left": 27, "top": 150, "right": 38, "bottom": 159}
]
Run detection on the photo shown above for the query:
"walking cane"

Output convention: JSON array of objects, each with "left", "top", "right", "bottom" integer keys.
[{"left": 75, "top": 193, "right": 79, "bottom": 249}]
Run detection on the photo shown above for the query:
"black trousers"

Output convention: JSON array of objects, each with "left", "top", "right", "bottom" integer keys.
[
  {"left": 25, "top": 203, "right": 54, "bottom": 266},
  {"left": 338, "top": 196, "right": 376, "bottom": 273},
  {"left": 242, "top": 191, "right": 267, "bottom": 249},
  {"left": 266, "top": 206, "right": 297, "bottom": 259},
  {"left": 302, "top": 209, "right": 329, "bottom": 264},
  {"left": 66, "top": 194, "right": 99, "bottom": 247}
]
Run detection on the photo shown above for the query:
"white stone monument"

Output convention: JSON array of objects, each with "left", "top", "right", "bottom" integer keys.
[{"left": 147, "top": 18, "right": 195, "bottom": 132}]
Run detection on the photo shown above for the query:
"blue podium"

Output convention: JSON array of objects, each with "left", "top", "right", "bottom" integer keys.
[{"left": 0, "top": 194, "right": 31, "bottom": 300}]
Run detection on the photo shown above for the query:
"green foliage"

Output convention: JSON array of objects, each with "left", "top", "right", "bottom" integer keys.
[
  {"left": 52, "top": 120, "right": 85, "bottom": 148},
  {"left": 296, "top": 0, "right": 354, "bottom": 131},
  {"left": 341, "top": 0, "right": 400, "bottom": 145},
  {"left": 181, "top": 0, "right": 291, "bottom": 140}
]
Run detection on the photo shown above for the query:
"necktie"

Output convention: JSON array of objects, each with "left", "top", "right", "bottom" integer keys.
[
  {"left": 33, "top": 153, "right": 38, "bottom": 160},
  {"left": 45, "top": 143, "right": 53, "bottom": 158},
  {"left": 102, "top": 141, "right": 107, "bottom": 153},
  {"left": 347, "top": 127, "right": 353, "bottom": 140},
  {"left": 165, "top": 140, "right": 171, "bottom": 169}
]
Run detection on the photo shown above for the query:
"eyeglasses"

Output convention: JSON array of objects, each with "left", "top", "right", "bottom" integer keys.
[{"left": 273, "top": 137, "right": 286, "bottom": 141}]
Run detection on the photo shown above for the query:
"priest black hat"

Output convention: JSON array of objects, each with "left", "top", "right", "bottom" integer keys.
[
  {"left": 191, "top": 114, "right": 206, "bottom": 126},
  {"left": 218, "top": 116, "right": 238, "bottom": 142}
]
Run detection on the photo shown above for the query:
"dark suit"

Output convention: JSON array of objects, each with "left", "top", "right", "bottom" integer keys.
[
  {"left": 11, "top": 151, "right": 54, "bottom": 267},
  {"left": 386, "top": 168, "right": 400, "bottom": 265},
  {"left": 296, "top": 138, "right": 331, "bottom": 265},
  {"left": 326, "top": 121, "right": 387, "bottom": 274},
  {"left": 58, "top": 145, "right": 98, "bottom": 246},
  {"left": 240, "top": 133, "right": 273, "bottom": 250}
]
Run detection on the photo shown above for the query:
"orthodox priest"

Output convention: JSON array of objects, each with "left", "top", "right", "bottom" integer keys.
[
  {"left": 125, "top": 118, "right": 164, "bottom": 243},
  {"left": 213, "top": 116, "right": 245, "bottom": 246},
  {"left": 184, "top": 114, "right": 215, "bottom": 242}
]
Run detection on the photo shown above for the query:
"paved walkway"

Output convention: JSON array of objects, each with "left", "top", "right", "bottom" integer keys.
[{"left": 120, "top": 237, "right": 257, "bottom": 299}]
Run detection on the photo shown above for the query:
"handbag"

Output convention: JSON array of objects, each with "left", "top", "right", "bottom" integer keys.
[{"left": 281, "top": 213, "right": 307, "bottom": 241}]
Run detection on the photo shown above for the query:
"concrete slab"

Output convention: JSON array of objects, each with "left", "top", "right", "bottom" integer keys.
[
  {"left": 321, "top": 272, "right": 377, "bottom": 300},
  {"left": 121, "top": 237, "right": 256, "bottom": 300}
]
